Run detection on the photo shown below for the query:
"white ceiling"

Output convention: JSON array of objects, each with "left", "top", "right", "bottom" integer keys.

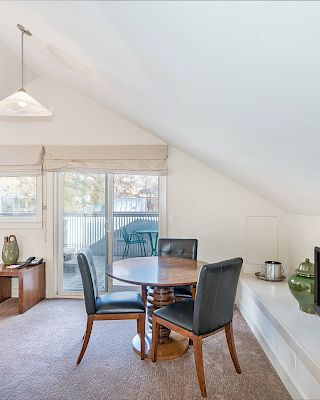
[{"left": 0, "top": 1, "right": 320, "bottom": 215}]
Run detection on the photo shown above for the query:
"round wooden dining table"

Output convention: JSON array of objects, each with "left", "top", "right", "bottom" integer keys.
[{"left": 106, "top": 256, "right": 206, "bottom": 360}]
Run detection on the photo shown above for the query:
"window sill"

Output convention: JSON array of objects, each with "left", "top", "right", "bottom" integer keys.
[{"left": 0, "top": 220, "right": 43, "bottom": 229}]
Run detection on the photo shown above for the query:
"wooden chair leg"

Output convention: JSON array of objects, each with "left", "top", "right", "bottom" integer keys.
[
  {"left": 136, "top": 319, "right": 140, "bottom": 335},
  {"left": 141, "top": 285, "right": 147, "bottom": 308},
  {"left": 225, "top": 321, "right": 241, "bottom": 374},
  {"left": 151, "top": 317, "right": 160, "bottom": 362},
  {"left": 139, "top": 314, "right": 146, "bottom": 360},
  {"left": 77, "top": 316, "right": 94, "bottom": 364},
  {"left": 191, "top": 285, "right": 196, "bottom": 300},
  {"left": 193, "top": 336, "right": 207, "bottom": 398}
]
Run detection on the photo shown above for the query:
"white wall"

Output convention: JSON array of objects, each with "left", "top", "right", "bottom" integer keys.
[
  {"left": 0, "top": 76, "right": 163, "bottom": 146},
  {"left": 288, "top": 215, "right": 320, "bottom": 272},
  {"left": 166, "top": 147, "right": 289, "bottom": 272},
  {"left": 0, "top": 76, "right": 289, "bottom": 296}
]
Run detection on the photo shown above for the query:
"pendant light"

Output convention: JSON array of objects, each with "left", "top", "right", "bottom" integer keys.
[{"left": 0, "top": 24, "right": 52, "bottom": 117}]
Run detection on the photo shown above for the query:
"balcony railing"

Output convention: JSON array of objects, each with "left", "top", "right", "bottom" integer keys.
[{"left": 63, "top": 211, "right": 158, "bottom": 258}]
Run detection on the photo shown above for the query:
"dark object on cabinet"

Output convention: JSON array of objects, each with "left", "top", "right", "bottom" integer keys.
[{"left": 315, "top": 247, "right": 320, "bottom": 316}]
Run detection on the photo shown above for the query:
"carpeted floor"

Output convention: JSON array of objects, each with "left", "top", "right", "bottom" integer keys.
[{"left": 0, "top": 298, "right": 291, "bottom": 400}]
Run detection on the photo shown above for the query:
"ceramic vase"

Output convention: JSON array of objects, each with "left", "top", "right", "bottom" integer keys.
[
  {"left": 288, "top": 258, "right": 315, "bottom": 314},
  {"left": 2, "top": 235, "right": 19, "bottom": 265}
]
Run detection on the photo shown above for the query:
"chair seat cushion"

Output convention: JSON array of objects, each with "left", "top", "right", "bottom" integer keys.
[
  {"left": 153, "top": 299, "right": 194, "bottom": 332},
  {"left": 95, "top": 291, "right": 145, "bottom": 314},
  {"left": 174, "top": 285, "right": 192, "bottom": 298}
]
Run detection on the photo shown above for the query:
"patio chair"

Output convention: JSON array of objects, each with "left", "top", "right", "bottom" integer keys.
[{"left": 120, "top": 226, "right": 147, "bottom": 258}]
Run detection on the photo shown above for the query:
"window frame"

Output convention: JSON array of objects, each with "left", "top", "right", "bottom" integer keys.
[{"left": 0, "top": 175, "right": 43, "bottom": 227}]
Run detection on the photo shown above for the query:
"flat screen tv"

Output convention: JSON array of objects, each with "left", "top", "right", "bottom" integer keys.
[{"left": 315, "top": 247, "right": 320, "bottom": 315}]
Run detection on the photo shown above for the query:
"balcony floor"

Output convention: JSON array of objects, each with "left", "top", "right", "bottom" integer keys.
[{"left": 63, "top": 255, "right": 135, "bottom": 292}]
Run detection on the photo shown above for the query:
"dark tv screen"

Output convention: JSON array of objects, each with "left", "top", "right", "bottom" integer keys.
[{"left": 315, "top": 247, "right": 320, "bottom": 315}]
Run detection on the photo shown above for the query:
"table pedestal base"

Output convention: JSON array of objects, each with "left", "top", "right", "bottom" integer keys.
[
  {"left": 133, "top": 285, "right": 189, "bottom": 360},
  {"left": 132, "top": 331, "right": 189, "bottom": 361},
  {"left": 147, "top": 286, "right": 175, "bottom": 343}
]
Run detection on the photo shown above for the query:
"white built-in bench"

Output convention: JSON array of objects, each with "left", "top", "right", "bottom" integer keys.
[{"left": 237, "top": 274, "right": 320, "bottom": 400}]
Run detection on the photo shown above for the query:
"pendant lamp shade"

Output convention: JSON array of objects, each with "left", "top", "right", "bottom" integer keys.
[
  {"left": 0, "top": 89, "right": 52, "bottom": 117},
  {"left": 0, "top": 24, "right": 52, "bottom": 117}
]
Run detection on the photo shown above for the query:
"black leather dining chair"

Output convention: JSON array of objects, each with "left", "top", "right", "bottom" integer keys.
[
  {"left": 158, "top": 238, "right": 198, "bottom": 299},
  {"left": 77, "top": 249, "right": 146, "bottom": 364},
  {"left": 151, "top": 257, "right": 243, "bottom": 398}
]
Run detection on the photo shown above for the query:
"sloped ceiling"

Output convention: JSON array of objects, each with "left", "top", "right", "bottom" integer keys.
[{"left": 0, "top": 1, "right": 320, "bottom": 215}]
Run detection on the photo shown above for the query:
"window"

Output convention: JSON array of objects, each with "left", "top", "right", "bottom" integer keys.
[{"left": 0, "top": 176, "right": 42, "bottom": 223}]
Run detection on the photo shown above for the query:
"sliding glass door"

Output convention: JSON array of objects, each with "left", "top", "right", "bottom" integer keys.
[
  {"left": 56, "top": 172, "right": 160, "bottom": 295},
  {"left": 109, "top": 174, "right": 159, "bottom": 290},
  {"left": 112, "top": 174, "right": 159, "bottom": 260},
  {"left": 57, "top": 172, "right": 110, "bottom": 295}
]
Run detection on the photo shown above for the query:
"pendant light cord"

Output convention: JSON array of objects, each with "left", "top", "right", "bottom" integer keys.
[
  {"left": 21, "top": 30, "right": 24, "bottom": 89},
  {"left": 17, "top": 24, "right": 31, "bottom": 90}
]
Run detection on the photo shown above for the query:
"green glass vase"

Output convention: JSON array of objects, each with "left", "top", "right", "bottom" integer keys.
[
  {"left": 288, "top": 258, "right": 315, "bottom": 314},
  {"left": 2, "top": 235, "right": 19, "bottom": 265}
]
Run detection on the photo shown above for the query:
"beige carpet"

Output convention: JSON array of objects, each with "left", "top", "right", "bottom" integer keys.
[{"left": 0, "top": 298, "right": 291, "bottom": 400}]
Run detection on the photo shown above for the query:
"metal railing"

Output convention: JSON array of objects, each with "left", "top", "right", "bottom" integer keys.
[{"left": 63, "top": 211, "right": 158, "bottom": 258}]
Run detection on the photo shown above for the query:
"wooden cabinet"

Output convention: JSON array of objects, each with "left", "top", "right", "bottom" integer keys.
[{"left": 0, "top": 263, "right": 45, "bottom": 313}]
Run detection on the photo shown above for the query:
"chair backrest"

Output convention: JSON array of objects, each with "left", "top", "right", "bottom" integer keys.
[
  {"left": 120, "top": 226, "right": 130, "bottom": 243},
  {"left": 77, "top": 248, "right": 98, "bottom": 315},
  {"left": 158, "top": 238, "right": 198, "bottom": 260},
  {"left": 193, "top": 258, "right": 243, "bottom": 335}
]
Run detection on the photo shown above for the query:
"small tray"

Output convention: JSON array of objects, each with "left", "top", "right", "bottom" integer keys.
[{"left": 255, "top": 271, "right": 286, "bottom": 282}]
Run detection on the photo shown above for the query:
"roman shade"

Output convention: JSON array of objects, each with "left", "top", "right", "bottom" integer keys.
[
  {"left": 0, "top": 145, "right": 44, "bottom": 176},
  {"left": 43, "top": 145, "right": 168, "bottom": 174}
]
